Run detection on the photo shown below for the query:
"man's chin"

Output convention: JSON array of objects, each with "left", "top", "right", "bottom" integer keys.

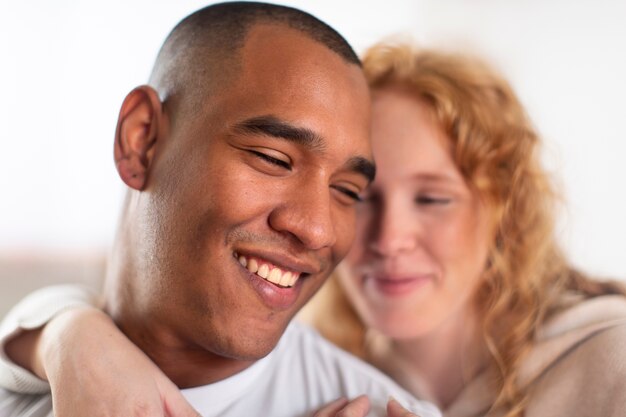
[
  {"left": 235, "top": 330, "right": 287, "bottom": 360},
  {"left": 209, "top": 323, "right": 288, "bottom": 362}
]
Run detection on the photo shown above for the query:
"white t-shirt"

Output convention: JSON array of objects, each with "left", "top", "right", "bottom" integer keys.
[{"left": 0, "top": 286, "right": 440, "bottom": 417}]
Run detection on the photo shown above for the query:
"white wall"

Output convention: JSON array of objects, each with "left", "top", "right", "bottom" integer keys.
[{"left": 1, "top": 0, "right": 624, "bottom": 279}]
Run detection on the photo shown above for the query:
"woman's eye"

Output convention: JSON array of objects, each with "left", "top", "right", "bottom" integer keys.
[
  {"left": 250, "top": 150, "right": 291, "bottom": 170},
  {"left": 415, "top": 195, "right": 451, "bottom": 205}
]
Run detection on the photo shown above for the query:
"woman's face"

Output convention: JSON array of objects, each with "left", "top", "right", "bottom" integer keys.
[{"left": 339, "top": 86, "right": 494, "bottom": 339}]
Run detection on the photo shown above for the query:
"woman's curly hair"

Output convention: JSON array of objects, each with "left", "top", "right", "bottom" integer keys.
[{"left": 301, "top": 42, "right": 625, "bottom": 416}]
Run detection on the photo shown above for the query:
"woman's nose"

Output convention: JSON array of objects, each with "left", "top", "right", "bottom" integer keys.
[{"left": 368, "top": 203, "right": 419, "bottom": 257}]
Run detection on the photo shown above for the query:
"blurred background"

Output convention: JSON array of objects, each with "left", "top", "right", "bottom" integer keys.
[{"left": 1, "top": 0, "right": 625, "bottom": 315}]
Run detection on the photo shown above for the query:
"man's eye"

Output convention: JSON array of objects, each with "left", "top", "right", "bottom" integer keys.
[
  {"left": 332, "top": 186, "right": 363, "bottom": 203},
  {"left": 415, "top": 195, "right": 450, "bottom": 205},
  {"left": 250, "top": 150, "right": 291, "bottom": 170}
]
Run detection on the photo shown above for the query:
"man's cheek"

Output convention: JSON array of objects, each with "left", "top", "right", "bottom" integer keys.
[{"left": 333, "top": 215, "right": 357, "bottom": 264}]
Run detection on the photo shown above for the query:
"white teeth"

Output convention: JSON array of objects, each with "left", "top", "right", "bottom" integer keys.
[
  {"left": 257, "top": 264, "right": 269, "bottom": 279},
  {"left": 248, "top": 258, "right": 259, "bottom": 273},
  {"left": 279, "top": 271, "right": 292, "bottom": 287},
  {"left": 237, "top": 254, "right": 301, "bottom": 287},
  {"left": 288, "top": 273, "right": 297, "bottom": 287},
  {"left": 268, "top": 268, "right": 282, "bottom": 284}
]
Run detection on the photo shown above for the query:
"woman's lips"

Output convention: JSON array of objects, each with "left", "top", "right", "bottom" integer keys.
[{"left": 368, "top": 274, "right": 433, "bottom": 297}]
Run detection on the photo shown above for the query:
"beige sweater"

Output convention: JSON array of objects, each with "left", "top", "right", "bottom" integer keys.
[{"left": 445, "top": 295, "right": 626, "bottom": 417}]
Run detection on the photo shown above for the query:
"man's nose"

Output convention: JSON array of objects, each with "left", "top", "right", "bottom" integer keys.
[{"left": 268, "top": 181, "right": 337, "bottom": 250}]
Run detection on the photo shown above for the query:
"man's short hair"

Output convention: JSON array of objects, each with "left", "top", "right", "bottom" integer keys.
[{"left": 149, "top": 2, "right": 360, "bottom": 115}]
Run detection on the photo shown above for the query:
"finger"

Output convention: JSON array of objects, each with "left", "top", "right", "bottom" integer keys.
[
  {"left": 387, "top": 397, "right": 419, "bottom": 417},
  {"left": 313, "top": 397, "right": 349, "bottom": 416},
  {"left": 164, "top": 390, "right": 202, "bottom": 417},
  {"left": 335, "top": 395, "right": 370, "bottom": 417}
]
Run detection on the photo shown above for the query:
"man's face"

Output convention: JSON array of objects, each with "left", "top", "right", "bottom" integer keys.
[{"left": 134, "top": 25, "right": 372, "bottom": 361}]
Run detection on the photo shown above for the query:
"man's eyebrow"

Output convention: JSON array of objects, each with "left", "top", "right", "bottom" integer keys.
[
  {"left": 234, "top": 115, "right": 375, "bottom": 183},
  {"left": 347, "top": 156, "right": 376, "bottom": 184},
  {"left": 234, "top": 115, "right": 325, "bottom": 151}
]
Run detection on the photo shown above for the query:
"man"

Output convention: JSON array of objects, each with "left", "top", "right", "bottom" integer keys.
[{"left": 0, "top": 3, "right": 439, "bottom": 417}]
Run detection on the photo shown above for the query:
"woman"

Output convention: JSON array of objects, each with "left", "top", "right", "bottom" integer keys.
[
  {"left": 3, "top": 43, "right": 626, "bottom": 416},
  {"left": 301, "top": 43, "right": 626, "bottom": 416}
]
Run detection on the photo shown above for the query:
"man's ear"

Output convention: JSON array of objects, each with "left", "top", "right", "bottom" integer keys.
[{"left": 114, "top": 85, "right": 163, "bottom": 190}]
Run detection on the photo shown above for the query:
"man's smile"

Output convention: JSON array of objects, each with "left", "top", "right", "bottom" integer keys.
[{"left": 235, "top": 253, "right": 302, "bottom": 287}]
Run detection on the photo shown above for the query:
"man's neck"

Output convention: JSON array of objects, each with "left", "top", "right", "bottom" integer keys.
[
  {"left": 113, "top": 311, "right": 256, "bottom": 388},
  {"left": 104, "top": 232, "right": 259, "bottom": 388},
  {"left": 103, "top": 277, "right": 256, "bottom": 388}
]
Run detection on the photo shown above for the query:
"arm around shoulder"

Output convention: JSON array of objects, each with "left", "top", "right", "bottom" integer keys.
[{"left": 0, "top": 284, "right": 99, "bottom": 393}]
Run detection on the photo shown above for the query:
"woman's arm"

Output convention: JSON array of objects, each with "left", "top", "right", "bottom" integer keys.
[
  {"left": 0, "top": 285, "right": 200, "bottom": 417},
  {"left": 0, "top": 285, "right": 98, "bottom": 392},
  {"left": 0, "top": 286, "right": 423, "bottom": 417}
]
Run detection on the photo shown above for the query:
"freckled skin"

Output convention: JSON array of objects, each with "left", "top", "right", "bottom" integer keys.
[
  {"left": 340, "top": 87, "right": 493, "bottom": 340},
  {"left": 108, "top": 25, "right": 372, "bottom": 388}
]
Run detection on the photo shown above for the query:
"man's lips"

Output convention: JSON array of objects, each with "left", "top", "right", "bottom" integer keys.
[
  {"left": 233, "top": 251, "right": 319, "bottom": 288},
  {"left": 234, "top": 251, "right": 320, "bottom": 311},
  {"left": 235, "top": 253, "right": 301, "bottom": 287}
]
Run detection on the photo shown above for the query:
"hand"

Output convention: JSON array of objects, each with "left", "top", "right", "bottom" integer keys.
[
  {"left": 313, "top": 396, "right": 420, "bottom": 417},
  {"left": 387, "top": 397, "right": 420, "bottom": 417},
  {"left": 313, "top": 396, "right": 370, "bottom": 417},
  {"left": 38, "top": 307, "right": 201, "bottom": 417}
]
